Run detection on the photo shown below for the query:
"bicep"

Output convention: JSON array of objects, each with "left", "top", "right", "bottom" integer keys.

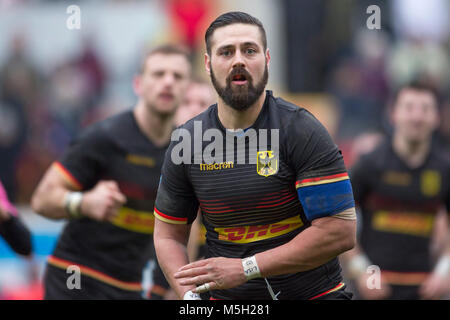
[
  {"left": 311, "top": 214, "right": 357, "bottom": 235},
  {"left": 154, "top": 218, "right": 192, "bottom": 245},
  {"left": 31, "top": 164, "right": 77, "bottom": 215},
  {"left": 33, "top": 163, "right": 79, "bottom": 200}
]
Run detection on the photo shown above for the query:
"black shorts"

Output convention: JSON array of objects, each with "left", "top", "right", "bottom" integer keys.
[{"left": 43, "top": 264, "right": 144, "bottom": 300}]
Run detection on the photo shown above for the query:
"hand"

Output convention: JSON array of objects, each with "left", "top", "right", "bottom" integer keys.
[
  {"left": 356, "top": 272, "right": 392, "bottom": 300},
  {"left": 0, "top": 203, "right": 11, "bottom": 222},
  {"left": 174, "top": 257, "right": 247, "bottom": 294},
  {"left": 80, "top": 180, "right": 126, "bottom": 221},
  {"left": 419, "top": 273, "right": 449, "bottom": 300}
]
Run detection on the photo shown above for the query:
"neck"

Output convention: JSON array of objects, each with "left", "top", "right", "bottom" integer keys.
[
  {"left": 133, "top": 100, "right": 174, "bottom": 147},
  {"left": 217, "top": 91, "right": 267, "bottom": 130},
  {"left": 392, "top": 132, "right": 431, "bottom": 168}
]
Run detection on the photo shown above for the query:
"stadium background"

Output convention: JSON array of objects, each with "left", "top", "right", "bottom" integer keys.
[{"left": 0, "top": 0, "right": 449, "bottom": 299}]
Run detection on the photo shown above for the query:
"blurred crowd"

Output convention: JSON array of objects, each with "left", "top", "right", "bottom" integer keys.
[{"left": 0, "top": 0, "right": 449, "bottom": 299}]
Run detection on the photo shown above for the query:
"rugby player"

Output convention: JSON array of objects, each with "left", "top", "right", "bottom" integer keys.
[
  {"left": 175, "top": 77, "right": 216, "bottom": 127},
  {"left": 31, "top": 45, "right": 191, "bottom": 299},
  {"left": 0, "top": 179, "right": 32, "bottom": 257},
  {"left": 153, "top": 12, "right": 357, "bottom": 300},
  {"left": 345, "top": 81, "right": 450, "bottom": 300}
]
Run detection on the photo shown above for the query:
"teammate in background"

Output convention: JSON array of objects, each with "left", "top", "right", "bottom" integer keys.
[
  {"left": 344, "top": 81, "right": 450, "bottom": 300},
  {"left": 175, "top": 77, "right": 216, "bottom": 127},
  {"left": 153, "top": 12, "right": 356, "bottom": 300},
  {"left": 31, "top": 45, "right": 191, "bottom": 299},
  {"left": 0, "top": 179, "right": 32, "bottom": 257}
]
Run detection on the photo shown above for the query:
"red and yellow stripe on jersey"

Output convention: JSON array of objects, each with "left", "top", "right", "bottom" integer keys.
[
  {"left": 309, "top": 282, "right": 345, "bottom": 300},
  {"left": 110, "top": 207, "right": 155, "bottom": 234},
  {"left": 295, "top": 173, "right": 349, "bottom": 188},
  {"left": 53, "top": 161, "right": 83, "bottom": 190},
  {"left": 154, "top": 207, "right": 188, "bottom": 224},
  {"left": 47, "top": 256, "right": 142, "bottom": 291}
]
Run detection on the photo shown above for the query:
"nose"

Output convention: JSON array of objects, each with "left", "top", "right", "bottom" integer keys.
[
  {"left": 162, "top": 73, "right": 175, "bottom": 87},
  {"left": 232, "top": 50, "right": 246, "bottom": 69}
]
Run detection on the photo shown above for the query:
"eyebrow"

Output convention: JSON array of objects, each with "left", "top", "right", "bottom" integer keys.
[{"left": 216, "top": 41, "right": 261, "bottom": 52}]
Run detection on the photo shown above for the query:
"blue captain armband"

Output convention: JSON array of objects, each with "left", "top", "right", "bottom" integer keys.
[{"left": 295, "top": 173, "right": 355, "bottom": 221}]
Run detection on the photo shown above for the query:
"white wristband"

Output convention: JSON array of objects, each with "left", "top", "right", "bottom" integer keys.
[
  {"left": 64, "top": 191, "right": 83, "bottom": 219},
  {"left": 183, "top": 290, "right": 202, "bottom": 300},
  {"left": 435, "top": 255, "right": 450, "bottom": 277},
  {"left": 242, "top": 255, "right": 261, "bottom": 281},
  {"left": 347, "top": 254, "right": 371, "bottom": 278}
]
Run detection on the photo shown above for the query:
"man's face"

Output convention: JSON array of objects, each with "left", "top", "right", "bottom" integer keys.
[
  {"left": 175, "top": 82, "right": 215, "bottom": 126},
  {"left": 205, "top": 23, "right": 270, "bottom": 111},
  {"left": 135, "top": 53, "right": 191, "bottom": 116},
  {"left": 391, "top": 88, "right": 439, "bottom": 143}
]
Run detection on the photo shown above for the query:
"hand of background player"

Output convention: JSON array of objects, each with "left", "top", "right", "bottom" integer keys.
[
  {"left": 174, "top": 257, "right": 247, "bottom": 294},
  {"left": 419, "top": 272, "right": 449, "bottom": 300},
  {"left": 356, "top": 272, "right": 392, "bottom": 300},
  {"left": 0, "top": 202, "right": 11, "bottom": 222},
  {"left": 80, "top": 180, "right": 126, "bottom": 221}
]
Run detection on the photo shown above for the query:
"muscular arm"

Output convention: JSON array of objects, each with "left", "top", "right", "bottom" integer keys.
[
  {"left": 257, "top": 211, "right": 356, "bottom": 276},
  {"left": 32, "top": 163, "right": 125, "bottom": 221},
  {"left": 153, "top": 218, "right": 196, "bottom": 298},
  {"left": 175, "top": 208, "right": 356, "bottom": 293},
  {"left": 31, "top": 164, "right": 76, "bottom": 219}
]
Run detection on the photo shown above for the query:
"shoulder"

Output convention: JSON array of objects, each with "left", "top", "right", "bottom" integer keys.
[
  {"left": 429, "top": 142, "right": 450, "bottom": 171},
  {"left": 354, "top": 138, "right": 390, "bottom": 170},
  {"left": 75, "top": 110, "right": 132, "bottom": 145},
  {"left": 269, "top": 93, "right": 328, "bottom": 137}
]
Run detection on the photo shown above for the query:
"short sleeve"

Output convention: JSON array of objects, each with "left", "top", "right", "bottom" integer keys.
[
  {"left": 56, "top": 125, "right": 110, "bottom": 190},
  {"left": 288, "top": 109, "right": 355, "bottom": 220},
  {"left": 154, "top": 141, "right": 199, "bottom": 225}
]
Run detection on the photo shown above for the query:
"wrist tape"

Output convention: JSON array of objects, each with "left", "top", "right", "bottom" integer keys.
[
  {"left": 64, "top": 191, "right": 83, "bottom": 219},
  {"left": 242, "top": 255, "right": 261, "bottom": 281}
]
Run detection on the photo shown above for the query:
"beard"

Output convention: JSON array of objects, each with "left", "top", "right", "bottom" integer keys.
[{"left": 210, "top": 63, "right": 268, "bottom": 111}]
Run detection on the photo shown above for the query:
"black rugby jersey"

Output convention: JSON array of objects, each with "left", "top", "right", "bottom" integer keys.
[
  {"left": 50, "top": 110, "right": 168, "bottom": 289},
  {"left": 155, "top": 91, "right": 355, "bottom": 299},
  {"left": 351, "top": 139, "right": 450, "bottom": 279}
]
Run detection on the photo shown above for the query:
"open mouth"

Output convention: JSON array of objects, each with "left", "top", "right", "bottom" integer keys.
[
  {"left": 231, "top": 73, "right": 248, "bottom": 85},
  {"left": 159, "top": 92, "right": 174, "bottom": 101}
]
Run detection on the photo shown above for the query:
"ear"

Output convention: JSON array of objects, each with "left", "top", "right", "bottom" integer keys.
[
  {"left": 205, "top": 53, "right": 211, "bottom": 76},
  {"left": 265, "top": 49, "right": 271, "bottom": 69},
  {"left": 132, "top": 75, "right": 141, "bottom": 96}
]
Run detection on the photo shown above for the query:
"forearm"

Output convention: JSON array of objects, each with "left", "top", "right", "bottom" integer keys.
[
  {"left": 155, "top": 238, "right": 195, "bottom": 298},
  {"left": 154, "top": 219, "right": 196, "bottom": 299},
  {"left": 256, "top": 216, "right": 356, "bottom": 277},
  {"left": 31, "top": 184, "right": 70, "bottom": 220},
  {"left": 31, "top": 166, "right": 78, "bottom": 220}
]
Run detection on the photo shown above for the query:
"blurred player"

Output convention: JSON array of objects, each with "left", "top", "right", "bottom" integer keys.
[
  {"left": 0, "top": 179, "right": 32, "bottom": 257},
  {"left": 153, "top": 12, "right": 356, "bottom": 300},
  {"left": 175, "top": 77, "right": 216, "bottom": 126},
  {"left": 345, "top": 81, "right": 450, "bottom": 299},
  {"left": 31, "top": 45, "right": 191, "bottom": 299}
]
